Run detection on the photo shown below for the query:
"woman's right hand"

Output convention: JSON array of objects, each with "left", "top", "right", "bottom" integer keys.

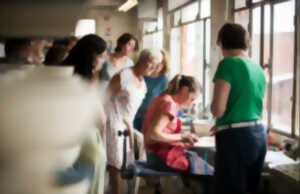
[{"left": 181, "top": 133, "right": 198, "bottom": 145}]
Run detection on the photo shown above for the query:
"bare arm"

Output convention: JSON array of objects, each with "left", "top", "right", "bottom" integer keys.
[
  {"left": 145, "top": 114, "right": 198, "bottom": 145},
  {"left": 106, "top": 74, "right": 121, "bottom": 102},
  {"left": 211, "top": 79, "right": 231, "bottom": 118}
]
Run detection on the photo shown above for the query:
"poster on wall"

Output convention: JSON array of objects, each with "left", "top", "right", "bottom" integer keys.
[{"left": 105, "top": 27, "right": 112, "bottom": 36}]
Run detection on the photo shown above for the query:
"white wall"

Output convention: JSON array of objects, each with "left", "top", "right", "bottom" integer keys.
[{"left": 84, "top": 7, "right": 139, "bottom": 50}]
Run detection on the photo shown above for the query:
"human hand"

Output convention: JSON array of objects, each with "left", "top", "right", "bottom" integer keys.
[
  {"left": 181, "top": 133, "right": 199, "bottom": 145},
  {"left": 209, "top": 125, "right": 216, "bottom": 136}
]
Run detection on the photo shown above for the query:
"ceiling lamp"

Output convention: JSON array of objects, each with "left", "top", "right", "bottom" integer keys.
[{"left": 118, "top": 0, "right": 138, "bottom": 12}]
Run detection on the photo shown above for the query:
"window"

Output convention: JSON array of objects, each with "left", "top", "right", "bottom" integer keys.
[
  {"left": 201, "top": 0, "right": 211, "bottom": 18},
  {"left": 142, "top": 14, "right": 163, "bottom": 50},
  {"left": 75, "top": 19, "right": 96, "bottom": 37},
  {"left": 181, "top": 21, "right": 204, "bottom": 80},
  {"left": 234, "top": 0, "right": 247, "bottom": 9},
  {"left": 272, "top": 0, "right": 295, "bottom": 133},
  {"left": 181, "top": 2, "right": 199, "bottom": 23},
  {"left": 168, "top": 0, "right": 192, "bottom": 11},
  {"left": 170, "top": 27, "right": 181, "bottom": 78},
  {"left": 174, "top": 10, "right": 181, "bottom": 26},
  {"left": 143, "top": 22, "right": 157, "bottom": 33},
  {"left": 157, "top": 8, "right": 163, "bottom": 30},
  {"left": 169, "top": 0, "right": 211, "bottom": 113},
  {"left": 234, "top": 0, "right": 298, "bottom": 137}
]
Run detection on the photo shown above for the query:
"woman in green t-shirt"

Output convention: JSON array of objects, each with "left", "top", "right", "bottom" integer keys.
[{"left": 211, "top": 23, "right": 267, "bottom": 194}]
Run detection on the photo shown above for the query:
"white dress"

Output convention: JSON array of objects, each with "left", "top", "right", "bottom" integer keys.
[{"left": 106, "top": 68, "right": 146, "bottom": 169}]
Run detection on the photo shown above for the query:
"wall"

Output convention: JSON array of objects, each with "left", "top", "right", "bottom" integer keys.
[{"left": 84, "top": 7, "right": 139, "bottom": 50}]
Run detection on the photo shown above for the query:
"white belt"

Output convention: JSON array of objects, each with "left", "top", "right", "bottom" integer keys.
[{"left": 216, "top": 120, "right": 262, "bottom": 132}]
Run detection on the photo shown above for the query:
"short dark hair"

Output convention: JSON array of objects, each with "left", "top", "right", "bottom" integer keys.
[
  {"left": 115, "top": 33, "right": 138, "bottom": 52},
  {"left": 5, "top": 38, "right": 31, "bottom": 57},
  {"left": 63, "top": 34, "right": 106, "bottom": 80},
  {"left": 217, "top": 23, "right": 249, "bottom": 50},
  {"left": 44, "top": 45, "right": 68, "bottom": 66},
  {"left": 53, "top": 36, "right": 78, "bottom": 47}
]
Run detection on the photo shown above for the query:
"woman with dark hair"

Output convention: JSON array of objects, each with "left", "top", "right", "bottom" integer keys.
[
  {"left": 99, "top": 33, "right": 138, "bottom": 87},
  {"left": 63, "top": 34, "right": 107, "bottom": 82},
  {"left": 44, "top": 45, "right": 68, "bottom": 66},
  {"left": 62, "top": 34, "right": 108, "bottom": 194},
  {"left": 211, "top": 23, "right": 267, "bottom": 194}
]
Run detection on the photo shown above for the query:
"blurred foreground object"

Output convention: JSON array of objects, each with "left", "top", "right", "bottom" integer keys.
[
  {"left": 0, "top": 65, "right": 102, "bottom": 194},
  {"left": 0, "top": 0, "right": 88, "bottom": 38}
]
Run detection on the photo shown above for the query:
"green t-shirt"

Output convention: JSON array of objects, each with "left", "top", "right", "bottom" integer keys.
[{"left": 213, "top": 57, "right": 266, "bottom": 126}]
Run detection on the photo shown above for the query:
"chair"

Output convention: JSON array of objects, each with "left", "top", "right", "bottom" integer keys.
[{"left": 119, "top": 120, "right": 214, "bottom": 194}]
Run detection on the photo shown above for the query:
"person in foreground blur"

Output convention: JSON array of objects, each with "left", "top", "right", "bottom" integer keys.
[
  {"left": 63, "top": 34, "right": 107, "bottom": 84},
  {"left": 143, "top": 75, "right": 212, "bottom": 174},
  {"left": 62, "top": 34, "right": 108, "bottom": 194},
  {"left": 106, "top": 49, "right": 162, "bottom": 194},
  {"left": 99, "top": 33, "right": 138, "bottom": 87},
  {"left": 2, "top": 38, "right": 47, "bottom": 65},
  {"left": 133, "top": 49, "right": 169, "bottom": 132},
  {"left": 44, "top": 44, "right": 68, "bottom": 65},
  {"left": 211, "top": 23, "right": 267, "bottom": 194},
  {"left": 0, "top": 65, "right": 100, "bottom": 194}
]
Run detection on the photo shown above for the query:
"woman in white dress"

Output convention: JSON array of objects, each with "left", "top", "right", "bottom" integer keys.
[
  {"left": 99, "top": 33, "right": 138, "bottom": 88},
  {"left": 106, "top": 49, "right": 162, "bottom": 194}
]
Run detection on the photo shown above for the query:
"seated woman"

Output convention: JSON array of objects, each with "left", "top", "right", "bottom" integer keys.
[{"left": 143, "top": 75, "right": 213, "bottom": 174}]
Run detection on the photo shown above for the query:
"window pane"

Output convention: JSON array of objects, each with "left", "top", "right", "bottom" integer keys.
[
  {"left": 205, "top": 19, "right": 211, "bottom": 64},
  {"left": 157, "top": 8, "right": 163, "bottom": 30},
  {"left": 271, "top": 0, "right": 295, "bottom": 133},
  {"left": 75, "top": 19, "right": 96, "bottom": 37},
  {"left": 251, "top": 7, "right": 261, "bottom": 65},
  {"left": 201, "top": 0, "right": 211, "bottom": 18},
  {"left": 142, "top": 32, "right": 163, "bottom": 50},
  {"left": 252, "top": 0, "right": 263, "bottom": 3},
  {"left": 153, "top": 31, "right": 163, "bottom": 50},
  {"left": 142, "top": 34, "right": 153, "bottom": 49},
  {"left": 234, "top": 10, "right": 249, "bottom": 31},
  {"left": 181, "top": 2, "right": 199, "bottom": 23},
  {"left": 143, "top": 22, "right": 157, "bottom": 33},
  {"left": 174, "top": 10, "right": 181, "bottom": 26},
  {"left": 180, "top": 22, "right": 204, "bottom": 84},
  {"left": 234, "top": 0, "right": 246, "bottom": 9},
  {"left": 168, "top": 0, "right": 191, "bottom": 11},
  {"left": 235, "top": 10, "right": 249, "bottom": 56},
  {"left": 170, "top": 28, "right": 181, "bottom": 78}
]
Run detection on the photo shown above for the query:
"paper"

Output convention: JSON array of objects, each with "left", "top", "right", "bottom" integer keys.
[
  {"left": 265, "top": 150, "right": 297, "bottom": 168},
  {"left": 194, "top": 136, "right": 215, "bottom": 148}
]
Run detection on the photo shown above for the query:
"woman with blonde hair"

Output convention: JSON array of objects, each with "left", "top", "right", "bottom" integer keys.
[
  {"left": 105, "top": 49, "right": 162, "bottom": 194},
  {"left": 134, "top": 49, "right": 170, "bottom": 131},
  {"left": 143, "top": 75, "right": 213, "bottom": 174}
]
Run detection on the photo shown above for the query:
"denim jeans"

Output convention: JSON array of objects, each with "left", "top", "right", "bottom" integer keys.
[{"left": 215, "top": 124, "right": 267, "bottom": 193}]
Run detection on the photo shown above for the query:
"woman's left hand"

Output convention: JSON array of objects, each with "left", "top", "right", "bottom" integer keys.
[{"left": 181, "top": 133, "right": 199, "bottom": 145}]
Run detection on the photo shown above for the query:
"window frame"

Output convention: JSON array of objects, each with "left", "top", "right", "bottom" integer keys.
[
  {"left": 142, "top": 7, "right": 163, "bottom": 50},
  {"left": 234, "top": 0, "right": 299, "bottom": 137}
]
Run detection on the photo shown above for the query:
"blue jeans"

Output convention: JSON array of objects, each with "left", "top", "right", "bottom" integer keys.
[{"left": 215, "top": 124, "right": 267, "bottom": 193}]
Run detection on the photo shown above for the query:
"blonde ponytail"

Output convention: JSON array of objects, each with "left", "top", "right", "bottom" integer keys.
[
  {"left": 162, "top": 74, "right": 182, "bottom": 95},
  {"left": 162, "top": 74, "right": 201, "bottom": 95}
]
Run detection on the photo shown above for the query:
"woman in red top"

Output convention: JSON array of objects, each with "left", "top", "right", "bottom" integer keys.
[{"left": 143, "top": 74, "right": 206, "bottom": 172}]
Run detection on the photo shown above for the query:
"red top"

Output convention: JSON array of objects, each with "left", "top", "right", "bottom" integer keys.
[{"left": 143, "top": 95, "right": 190, "bottom": 171}]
